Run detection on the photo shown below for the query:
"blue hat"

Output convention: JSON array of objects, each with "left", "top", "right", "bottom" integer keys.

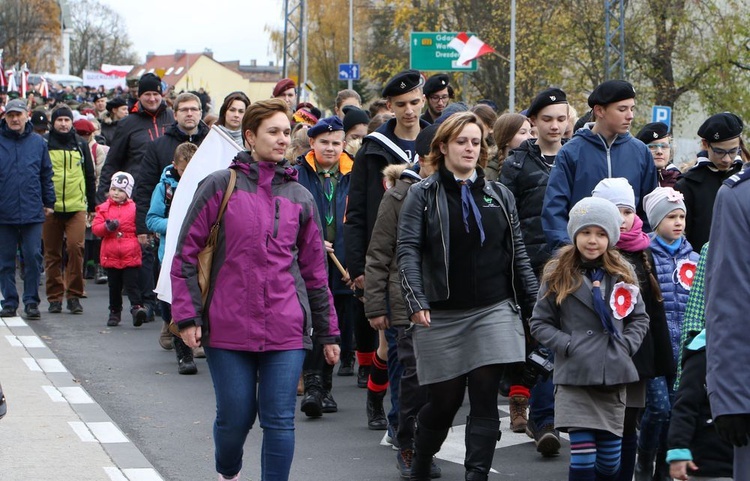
[{"left": 307, "top": 116, "right": 344, "bottom": 138}]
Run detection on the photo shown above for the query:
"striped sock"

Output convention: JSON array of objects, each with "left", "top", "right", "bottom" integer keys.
[
  {"left": 367, "top": 353, "right": 389, "bottom": 392},
  {"left": 595, "top": 430, "right": 622, "bottom": 479},
  {"left": 569, "top": 430, "right": 596, "bottom": 481},
  {"left": 356, "top": 351, "right": 373, "bottom": 367}
]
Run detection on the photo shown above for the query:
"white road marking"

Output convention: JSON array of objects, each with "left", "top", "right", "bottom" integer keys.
[
  {"left": 88, "top": 422, "right": 130, "bottom": 443},
  {"left": 59, "top": 386, "right": 94, "bottom": 404}
]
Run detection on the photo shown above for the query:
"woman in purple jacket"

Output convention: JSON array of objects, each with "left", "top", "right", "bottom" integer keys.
[{"left": 171, "top": 98, "right": 340, "bottom": 481}]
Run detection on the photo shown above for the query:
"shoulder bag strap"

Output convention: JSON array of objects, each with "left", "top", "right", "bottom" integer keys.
[{"left": 213, "top": 169, "right": 236, "bottom": 227}]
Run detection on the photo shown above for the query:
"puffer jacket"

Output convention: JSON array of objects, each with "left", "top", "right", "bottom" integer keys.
[
  {"left": 146, "top": 165, "right": 179, "bottom": 262},
  {"left": 171, "top": 153, "right": 340, "bottom": 351},
  {"left": 649, "top": 236, "right": 700, "bottom": 361},
  {"left": 46, "top": 128, "right": 96, "bottom": 213},
  {"left": 0, "top": 120, "right": 55, "bottom": 224},
  {"left": 92, "top": 198, "right": 142, "bottom": 269}
]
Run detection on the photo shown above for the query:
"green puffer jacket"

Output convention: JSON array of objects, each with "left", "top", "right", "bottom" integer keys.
[{"left": 46, "top": 129, "right": 96, "bottom": 213}]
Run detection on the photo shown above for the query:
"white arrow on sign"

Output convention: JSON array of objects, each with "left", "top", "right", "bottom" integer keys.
[{"left": 352, "top": 65, "right": 358, "bottom": 79}]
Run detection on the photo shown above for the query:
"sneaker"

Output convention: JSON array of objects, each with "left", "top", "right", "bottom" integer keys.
[
  {"left": 0, "top": 305, "right": 17, "bottom": 317},
  {"left": 107, "top": 310, "right": 121, "bottom": 327},
  {"left": 159, "top": 322, "right": 174, "bottom": 350},
  {"left": 218, "top": 473, "right": 239, "bottom": 481},
  {"left": 528, "top": 419, "right": 560, "bottom": 457},
  {"left": 131, "top": 305, "right": 148, "bottom": 327},
  {"left": 67, "top": 298, "right": 83, "bottom": 314},
  {"left": 24, "top": 304, "right": 41, "bottom": 320},
  {"left": 396, "top": 448, "right": 413, "bottom": 479},
  {"left": 509, "top": 394, "right": 529, "bottom": 433},
  {"left": 48, "top": 301, "right": 62, "bottom": 313},
  {"left": 95, "top": 265, "right": 108, "bottom": 285}
]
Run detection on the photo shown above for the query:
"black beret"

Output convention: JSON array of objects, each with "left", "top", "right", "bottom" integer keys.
[
  {"left": 527, "top": 88, "right": 568, "bottom": 118},
  {"left": 92, "top": 93, "right": 107, "bottom": 102},
  {"left": 636, "top": 122, "right": 670, "bottom": 144},
  {"left": 342, "top": 107, "right": 370, "bottom": 133},
  {"left": 106, "top": 97, "right": 127, "bottom": 112},
  {"left": 30, "top": 110, "right": 49, "bottom": 126},
  {"left": 382, "top": 70, "right": 425, "bottom": 98},
  {"left": 423, "top": 74, "right": 450, "bottom": 97},
  {"left": 587, "top": 80, "right": 636, "bottom": 108},
  {"left": 308, "top": 116, "right": 344, "bottom": 138},
  {"left": 697, "top": 112, "right": 743, "bottom": 141},
  {"left": 416, "top": 124, "right": 440, "bottom": 157}
]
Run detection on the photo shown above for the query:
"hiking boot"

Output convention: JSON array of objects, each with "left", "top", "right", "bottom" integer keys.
[
  {"left": 527, "top": 419, "right": 561, "bottom": 457},
  {"left": 24, "top": 304, "right": 41, "bottom": 320},
  {"left": 300, "top": 372, "right": 324, "bottom": 417},
  {"left": 67, "top": 297, "right": 83, "bottom": 314},
  {"left": 508, "top": 394, "right": 529, "bottom": 433},
  {"left": 131, "top": 305, "right": 148, "bottom": 327},
  {"left": 107, "top": 310, "right": 121, "bottom": 327},
  {"left": 367, "top": 388, "right": 388, "bottom": 430},
  {"left": 174, "top": 337, "right": 198, "bottom": 375},
  {"left": 159, "top": 322, "right": 173, "bottom": 350},
  {"left": 48, "top": 301, "right": 62, "bottom": 313},
  {"left": 338, "top": 351, "right": 355, "bottom": 376},
  {"left": 95, "top": 265, "right": 108, "bottom": 284}
]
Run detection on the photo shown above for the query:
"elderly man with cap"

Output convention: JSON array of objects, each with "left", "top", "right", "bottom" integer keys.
[
  {"left": 421, "top": 73, "right": 453, "bottom": 124},
  {"left": 273, "top": 78, "right": 297, "bottom": 112},
  {"left": 0, "top": 98, "right": 55, "bottom": 319},
  {"left": 99, "top": 97, "right": 129, "bottom": 146},
  {"left": 636, "top": 122, "right": 680, "bottom": 188},
  {"left": 542, "top": 79, "right": 657, "bottom": 251},
  {"left": 42, "top": 106, "right": 97, "bottom": 315},
  {"left": 674, "top": 112, "right": 744, "bottom": 252}
]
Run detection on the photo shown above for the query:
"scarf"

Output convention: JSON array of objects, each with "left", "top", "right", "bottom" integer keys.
[
  {"left": 458, "top": 179, "right": 486, "bottom": 246},
  {"left": 655, "top": 235, "right": 683, "bottom": 256},
  {"left": 586, "top": 267, "right": 621, "bottom": 340},
  {"left": 616, "top": 215, "right": 650, "bottom": 252}
]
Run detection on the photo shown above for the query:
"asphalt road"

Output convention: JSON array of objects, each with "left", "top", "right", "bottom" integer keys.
[{"left": 28, "top": 281, "right": 569, "bottom": 481}]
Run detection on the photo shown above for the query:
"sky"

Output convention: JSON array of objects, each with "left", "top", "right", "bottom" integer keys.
[{"left": 97, "top": 0, "right": 284, "bottom": 67}]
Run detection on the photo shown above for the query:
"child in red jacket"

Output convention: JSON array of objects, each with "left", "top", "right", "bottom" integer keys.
[{"left": 92, "top": 171, "right": 147, "bottom": 327}]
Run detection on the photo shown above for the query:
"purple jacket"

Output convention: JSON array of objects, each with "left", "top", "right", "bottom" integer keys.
[{"left": 171, "top": 152, "right": 339, "bottom": 351}]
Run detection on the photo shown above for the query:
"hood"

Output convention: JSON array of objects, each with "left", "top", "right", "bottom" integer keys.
[
  {"left": 0, "top": 119, "right": 33, "bottom": 139},
  {"left": 165, "top": 120, "right": 210, "bottom": 142},
  {"left": 574, "top": 123, "right": 634, "bottom": 149},
  {"left": 302, "top": 149, "right": 353, "bottom": 176},
  {"left": 159, "top": 164, "right": 180, "bottom": 188},
  {"left": 383, "top": 164, "right": 408, "bottom": 189},
  {"left": 230, "top": 150, "right": 298, "bottom": 183}
]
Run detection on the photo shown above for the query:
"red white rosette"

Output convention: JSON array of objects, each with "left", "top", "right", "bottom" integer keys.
[
  {"left": 609, "top": 282, "right": 640, "bottom": 320},
  {"left": 675, "top": 259, "right": 697, "bottom": 290}
]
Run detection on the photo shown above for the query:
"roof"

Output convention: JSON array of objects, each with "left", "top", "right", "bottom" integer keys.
[{"left": 128, "top": 52, "right": 239, "bottom": 85}]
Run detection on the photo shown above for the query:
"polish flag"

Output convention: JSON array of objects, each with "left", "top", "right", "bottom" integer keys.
[
  {"left": 0, "top": 49, "right": 6, "bottom": 89},
  {"left": 20, "top": 63, "right": 28, "bottom": 98},
  {"left": 448, "top": 32, "right": 496, "bottom": 66},
  {"left": 38, "top": 75, "right": 50, "bottom": 98},
  {"left": 6, "top": 67, "right": 17, "bottom": 93}
]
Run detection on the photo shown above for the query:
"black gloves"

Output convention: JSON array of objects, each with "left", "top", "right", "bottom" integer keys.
[
  {"left": 105, "top": 219, "right": 120, "bottom": 232},
  {"left": 714, "top": 414, "right": 750, "bottom": 447}
]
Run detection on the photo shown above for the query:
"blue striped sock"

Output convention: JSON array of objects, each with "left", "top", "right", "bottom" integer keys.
[{"left": 569, "top": 430, "right": 596, "bottom": 481}]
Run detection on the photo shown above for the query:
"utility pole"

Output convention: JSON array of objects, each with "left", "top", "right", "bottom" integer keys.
[
  {"left": 348, "top": 0, "right": 353, "bottom": 90},
  {"left": 604, "top": 0, "right": 626, "bottom": 80},
  {"left": 282, "top": 0, "right": 304, "bottom": 93}
]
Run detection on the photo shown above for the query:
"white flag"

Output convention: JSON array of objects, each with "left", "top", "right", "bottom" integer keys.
[{"left": 154, "top": 126, "right": 242, "bottom": 303}]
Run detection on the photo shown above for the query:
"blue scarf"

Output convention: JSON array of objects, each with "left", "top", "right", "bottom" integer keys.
[
  {"left": 458, "top": 179, "right": 486, "bottom": 246},
  {"left": 586, "top": 268, "right": 621, "bottom": 340},
  {"left": 656, "top": 235, "right": 683, "bottom": 256}
]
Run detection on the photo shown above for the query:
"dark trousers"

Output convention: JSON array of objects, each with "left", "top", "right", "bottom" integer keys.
[
  {"left": 353, "top": 299, "right": 377, "bottom": 352},
  {"left": 107, "top": 267, "right": 142, "bottom": 311},
  {"left": 139, "top": 243, "right": 156, "bottom": 309},
  {"left": 396, "top": 326, "right": 429, "bottom": 449},
  {"left": 0, "top": 223, "right": 43, "bottom": 309}
]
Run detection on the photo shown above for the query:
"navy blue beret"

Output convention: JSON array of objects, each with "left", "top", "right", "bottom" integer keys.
[{"left": 308, "top": 116, "right": 344, "bottom": 138}]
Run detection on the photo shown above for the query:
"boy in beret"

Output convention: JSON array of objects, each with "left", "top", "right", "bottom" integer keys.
[
  {"left": 636, "top": 122, "right": 680, "bottom": 188},
  {"left": 421, "top": 73, "right": 453, "bottom": 124},
  {"left": 674, "top": 112, "right": 744, "bottom": 252},
  {"left": 542, "top": 79, "right": 657, "bottom": 250}
]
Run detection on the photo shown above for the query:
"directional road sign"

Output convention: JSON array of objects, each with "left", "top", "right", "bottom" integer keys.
[
  {"left": 338, "top": 63, "right": 360, "bottom": 81},
  {"left": 410, "top": 32, "right": 478, "bottom": 72}
]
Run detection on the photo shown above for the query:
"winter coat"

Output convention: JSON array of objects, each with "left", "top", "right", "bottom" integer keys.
[
  {"left": 96, "top": 100, "right": 174, "bottom": 203},
  {"left": 92, "top": 198, "right": 142, "bottom": 269},
  {"left": 135, "top": 121, "right": 209, "bottom": 234},
  {"left": 46, "top": 129, "right": 97, "bottom": 213},
  {"left": 146, "top": 165, "right": 179, "bottom": 262},
  {"left": 499, "top": 139, "right": 554, "bottom": 276},
  {"left": 529, "top": 271, "right": 650, "bottom": 386},
  {"left": 674, "top": 157, "right": 742, "bottom": 253},
  {"left": 658, "top": 165, "right": 680, "bottom": 188},
  {"left": 542, "top": 124, "right": 658, "bottom": 250},
  {"left": 170, "top": 152, "right": 340, "bottom": 352},
  {"left": 649, "top": 237, "right": 699, "bottom": 362},
  {"left": 294, "top": 150, "right": 353, "bottom": 295},
  {"left": 98, "top": 112, "right": 119, "bottom": 146},
  {"left": 364, "top": 164, "right": 421, "bottom": 326},
  {"left": 397, "top": 168, "right": 538, "bottom": 319},
  {"left": 344, "top": 117, "right": 431, "bottom": 279},
  {"left": 0, "top": 120, "right": 55, "bottom": 224}
]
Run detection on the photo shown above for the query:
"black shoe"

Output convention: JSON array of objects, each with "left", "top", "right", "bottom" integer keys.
[
  {"left": 367, "top": 388, "right": 388, "bottom": 430},
  {"left": 84, "top": 263, "right": 95, "bottom": 279},
  {"left": 300, "top": 372, "right": 324, "bottom": 417},
  {"left": 107, "top": 310, "right": 121, "bottom": 327},
  {"left": 337, "top": 351, "right": 355, "bottom": 376},
  {"left": 48, "top": 301, "right": 62, "bottom": 313},
  {"left": 528, "top": 419, "right": 560, "bottom": 457},
  {"left": 0, "top": 305, "right": 17, "bottom": 317},
  {"left": 67, "top": 297, "right": 83, "bottom": 314},
  {"left": 357, "top": 364, "right": 370, "bottom": 388},
  {"left": 24, "top": 304, "right": 41, "bottom": 320},
  {"left": 321, "top": 390, "right": 338, "bottom": 413},
  {"left": 131, "top": 305, "right": 147, "bottom": 327},
  {"left": 95, "top": 265, "right": 108, "bottom": 285},
  {"left": 174, "top": 337, "right": 198, "bottom": 375}
]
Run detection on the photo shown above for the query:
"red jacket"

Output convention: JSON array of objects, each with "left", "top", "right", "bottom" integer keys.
[{"left": 92, "top": 198, "right": 142, "bottom": 269}]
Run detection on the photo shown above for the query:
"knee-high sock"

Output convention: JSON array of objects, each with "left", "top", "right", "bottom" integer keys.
[
  {"left": 367, "top": 353, "right": 389, "bottom": 392},
  {"left": 569, "top": 430, "right": 596, "bottom": 481}
]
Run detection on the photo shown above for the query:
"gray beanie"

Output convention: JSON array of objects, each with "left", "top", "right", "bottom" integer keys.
[
  {"left": 567, "top": 197, "right": 623, "bottom": 247},
  {"left": 591, "top": 177, "right": 635, "bottom": 210},
  {"left": 643, "top": 187, "right": 686, "bottom": 229}
]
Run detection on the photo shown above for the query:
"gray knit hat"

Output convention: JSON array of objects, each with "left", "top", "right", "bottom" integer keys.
[
  {"left": 567, "top": 197, "right": 623, "bottom": 247},
  {"left": 591, "top": 177, "right": 635, "bottom": 210},
  {"left": 643, "top": 187, "right": 686, "bottom": 229}
]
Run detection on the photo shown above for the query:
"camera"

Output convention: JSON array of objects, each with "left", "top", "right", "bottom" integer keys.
[{"left": 520, "top": 347, "right": 554, "bottom": 388}]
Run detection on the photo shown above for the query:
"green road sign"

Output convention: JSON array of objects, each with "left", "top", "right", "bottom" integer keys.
[{"left": 410, "top": 32, "right": 478, "bottom": 72}]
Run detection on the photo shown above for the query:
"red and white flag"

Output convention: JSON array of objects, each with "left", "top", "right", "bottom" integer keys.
[
  {"left": 38, "top": 75, "right": 49, "bottom": 98},
  {"left": 20, "top": 63, "right": 28, "bottom": 98},
  {"left": 448, "top": 32, "right": 496, "bottom": 66},
  {"left": 6, "top": 67, "right": 17, "bottom": 93},
  {"left": 0, "top": 49, "right": 6, "bottom": 90}
]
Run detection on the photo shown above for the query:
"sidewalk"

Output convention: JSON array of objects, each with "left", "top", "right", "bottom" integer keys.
[{"left": 0, "top": 315, "right": 164, "bottom": 481}]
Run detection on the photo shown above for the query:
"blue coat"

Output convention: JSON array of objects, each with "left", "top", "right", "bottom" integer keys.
[
  {"left": 146, "top": 165, "right": 180, "bottom": 262},
  {"left": 542, "top": 125, "right": 657, "bottom": 250},
  {"left": 0, "top": 121, "right": 55, "bottom": 224},
  {"left": 295, "top": 150, "right": 352, "bottom": 295},
  {"left": 649, "top": 236, "right": 699, "bottom": 362}
]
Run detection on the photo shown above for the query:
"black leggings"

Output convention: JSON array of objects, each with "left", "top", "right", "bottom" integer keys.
[{"left": 418, "top": 364, "right": 505, "bottom": 430}]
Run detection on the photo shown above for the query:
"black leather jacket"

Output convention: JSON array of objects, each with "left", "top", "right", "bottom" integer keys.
[{"left": 397, "top": 171, "right": 538, "bottom": 319}]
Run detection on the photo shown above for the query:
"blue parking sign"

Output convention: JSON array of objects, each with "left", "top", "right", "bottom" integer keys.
[{"left": 651, "top": 106, "right": 672, "bottom": 132}]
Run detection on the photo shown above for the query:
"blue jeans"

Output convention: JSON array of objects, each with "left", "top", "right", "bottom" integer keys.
[
  {"left": 385, "top": 326, "right": 403, "bottom": 428},
  {"left": 0, "top": 223, "right": 43, "bottom": 309},
  {"left": 638, "top": 376, "right": 673, "bottom": 453},
  {"left": 205, "top": 347, "right": 306, "bottom": 480}
]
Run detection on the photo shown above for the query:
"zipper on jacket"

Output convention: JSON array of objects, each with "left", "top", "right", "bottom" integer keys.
[
  {"left": 273, "top": 199, "right": 280, "bottom": 238},
  {"left": 597, "top": 133, "right": 614, "bottom": 178},
  {"left": 400, "top": 268, "right": 424, "bottom": 313},
  {"left": 435, "top": 184, "right": 450, "bottom": 299}
]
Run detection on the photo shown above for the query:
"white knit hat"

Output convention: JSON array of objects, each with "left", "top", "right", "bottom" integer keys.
[
  {"left": 111, "top": 171, "right": 135, "bottom": 198},
  {"left": 567, "top": 197, "right": 623, "bottom": 247},
  {"left": 643, "top": 187, "right": 686, "bottom": 229},
  {"left": 591, "top": 177, "right": 635, "bottom": 211}
]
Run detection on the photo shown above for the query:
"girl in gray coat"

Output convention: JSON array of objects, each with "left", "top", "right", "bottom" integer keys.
[{"left": 530, "top": 197, "right": 650, "bottom": 481}]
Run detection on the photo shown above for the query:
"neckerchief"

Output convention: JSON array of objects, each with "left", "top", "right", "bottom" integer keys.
[
  {"left": 586, "top": 268, "right": 621, "bottom": 340},
  {"left": 458, "top": 179, "right": 486, "bottom": 246}
]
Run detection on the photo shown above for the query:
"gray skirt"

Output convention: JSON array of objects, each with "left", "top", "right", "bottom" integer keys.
[
  {"left": 554, "top": 384, "right": 627, "bottom": 436},
  {"left": 413, "top": 299, "right": 526, "bottom": 385}
]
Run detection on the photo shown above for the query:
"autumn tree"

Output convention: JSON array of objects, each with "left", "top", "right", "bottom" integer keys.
[
  {"left": 68, "top": 0, "right": 139, "bottom": 76},
  {"left": 0, "top": 0, "right": 61, "bottom": 72}
]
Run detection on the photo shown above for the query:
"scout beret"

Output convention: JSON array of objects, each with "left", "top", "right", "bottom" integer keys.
[
  {"left": 423, "top": 74, "right": 452, "bottom": 97},
  {"left": 587, "top": 80, "right": 636, "bottom": 108},
  {"left": 697, "top": 112, "right": 743, "bottom": 141},
  {"left": 308, "top": 116, "right": 344, "bottom": 138},
  {"left": 382, "top": 70, "right": 425, "bottom": 98},
  {"left": 636, "top": 122, "right": 670, "bottom": 144},
  {"left": 527, "top": 88, "right": 568, "bottom": 118}
]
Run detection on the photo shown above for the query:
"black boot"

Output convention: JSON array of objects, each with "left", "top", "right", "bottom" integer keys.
[
  {"left": 410, "top": 419, "right": 449, "bottom": 481},
  {"left": 337, "top": 350, "right": 355, "bottom": 376},
  {"left": 634, "top": 448, "right": 654, "bottom": 481},
  {"left": 367, "top": 388, "right": 388, "bottom": 430},
  {"left": 173, "top": 336, "right": 197, "bottom": 375},
  {"left": 321, "top": 365, "right": 338, "bottom": 413},
  {"left": 464, "top": 416, "right": 501, "bottom": 481},
  {"left": 652, "top": 450, "right": 671, "bottom": 481},
  {"left": 300, "top": 372, "right": 324, "bottom": 418}
]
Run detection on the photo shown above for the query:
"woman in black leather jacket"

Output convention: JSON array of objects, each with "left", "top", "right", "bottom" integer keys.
[{"left": 396, "top": 112, "right": 538, "bottom": 481}]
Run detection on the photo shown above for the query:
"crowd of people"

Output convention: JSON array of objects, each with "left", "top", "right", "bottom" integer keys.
[{"left": 1, "top": 67, "right": 748, "bottom": 481}]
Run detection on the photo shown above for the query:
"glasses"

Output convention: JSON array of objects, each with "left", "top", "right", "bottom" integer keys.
[
  {"left": 429, "top": 95, "right": 450, "bottom": 103},
  {"left": 177, "top": 107, "right": 201, "bottom": 113},
  {"left": 709, "top": 145, "right": 741, "bottom": 158},
  {"left": 647, "top": 143, "right": 670, "bottom": 151}
]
